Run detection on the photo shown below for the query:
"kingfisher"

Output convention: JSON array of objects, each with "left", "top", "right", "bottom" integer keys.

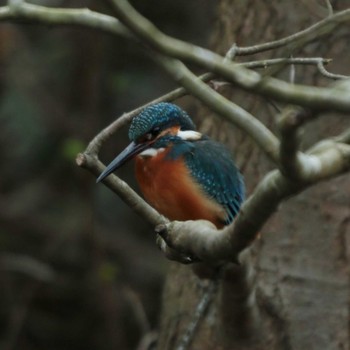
[{"left": 97, "top": 103, "right": 245, "bottom": 229}]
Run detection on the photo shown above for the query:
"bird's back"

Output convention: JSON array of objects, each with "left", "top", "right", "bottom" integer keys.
[{"left": 135, "top": 137, "right": 244, "bottom": 228}]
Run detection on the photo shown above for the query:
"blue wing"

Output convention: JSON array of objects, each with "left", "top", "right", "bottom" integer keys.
[{"left": 168, "top": 138, "right": 245, "bottom": 225}]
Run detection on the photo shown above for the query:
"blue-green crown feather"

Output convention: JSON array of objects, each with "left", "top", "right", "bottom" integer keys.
[
  {"left": 130, "top": 102, "right": 245, "bottom": 225},
  {"left": 128, "top": 102, "right": 196, "bottom": 141}
]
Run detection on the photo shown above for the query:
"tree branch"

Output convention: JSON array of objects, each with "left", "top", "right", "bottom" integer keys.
[
  {"left": 76, "top": 153, "right": 166, "bottom": 227},
  {"left": 0, "top": 1, "right": 129, "bottom": 37},
  {"left": 85, "top": 56, "right": 331, "bottom": 157},
  {"left": 2, "top": 0, "right": 349, "bottom": 264},
  {"left": 109, "top": 0, "right": 350, "bottom": 113},
  {"left": 234, "top": 5, "right": 347, "bottom": 55},
  {"left": 277, "top": 107, "right": 312, "bottom": 180},
  {"left": 153, "top": 54, "right": 280, "bottom": 162},
  {"left": 157, "top": 140, "right": 350, "bottom": 263}
]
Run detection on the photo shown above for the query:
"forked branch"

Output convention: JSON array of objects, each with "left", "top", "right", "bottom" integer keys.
[{"left": 1, "top": 0, "right": 349, "bottom": 263}]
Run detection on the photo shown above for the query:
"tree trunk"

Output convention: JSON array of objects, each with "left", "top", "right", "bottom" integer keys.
[{"left": 157, "top": 1, "right": 350, "bottom": 349}]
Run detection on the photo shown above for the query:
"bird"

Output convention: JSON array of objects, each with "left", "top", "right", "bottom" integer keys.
[{"left": 97, "top": 102, "right": 245, "bottom": 229}]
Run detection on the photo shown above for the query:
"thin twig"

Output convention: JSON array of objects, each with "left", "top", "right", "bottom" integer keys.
[
  {"left": 109, "top": 0, "right": 350, "bottom": 113},
  {"left": 86, "top": 57, "right": 331, "bottom": 157},
  {"left": 154, "top": 54, "right": 280, "bottom": 162},
  {"left": 235, "top": 6, "right": 348, "bottom": 55},
  {"left": 3, "top": 0, "right": 349, "bottom": 265},
  {"left": 176, "top": 277, "right": 220, "bottom": 350},
  {"left": 123, "top": 286, "right": 151, "bottom": 334},
  {"left": 1, "top": 1, "right": 348, "bottom": 118},
  {"left": 289, "top": 56, "right": 296, "bottom": 84},
  {"left": 324, "top": 0, "right": 334, "bottom": 16},
  {"left": 317, "top": 61, "right": 350, "bottom": 79}
]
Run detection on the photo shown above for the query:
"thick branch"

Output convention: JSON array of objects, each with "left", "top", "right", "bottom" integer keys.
[
  {"left": 155, "top": 55, "right": 280, "bottom": 162},
  {"left": 157, "top": 142, "right": 350, "bottom": 262},
  {"left": 110, "top": 0, "right": 350, "bottom": 113},
  {"left": 4, "top": 0, "right": 349, "bottom": 264},
  {"left": 86, "top": 56, "right": 330, "bottom": 157}
]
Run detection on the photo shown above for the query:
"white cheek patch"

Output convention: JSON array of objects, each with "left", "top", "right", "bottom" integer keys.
[
  {"left": 177, "top": 130, "right": 202, "bottom": 141},
  {"left": 139, "top": 147, "right": 165, "bottom": 158}
]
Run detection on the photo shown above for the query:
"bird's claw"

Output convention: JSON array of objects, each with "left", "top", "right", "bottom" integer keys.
[{"left": 155, "top": 225, "right": 200, "bottom": 264}]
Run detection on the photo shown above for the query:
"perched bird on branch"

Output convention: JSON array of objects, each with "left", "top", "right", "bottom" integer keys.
[{"left": 97, "top": 103, "right": 244, "bottom": 229}]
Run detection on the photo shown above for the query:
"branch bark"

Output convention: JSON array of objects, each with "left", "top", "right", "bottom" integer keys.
[
  {"left": 109, "top": 0, "right": 350, "bottom": 113},
  {"left": 156, "top": 139, "right": 350, "bottom": 263},
  {"left": 2, "top": 0, "right": 349, "bottom": 265}
]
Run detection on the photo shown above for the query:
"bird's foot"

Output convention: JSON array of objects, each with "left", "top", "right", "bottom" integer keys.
[{"left": 155, "top": 224, "right": 201, "bottom": 264}]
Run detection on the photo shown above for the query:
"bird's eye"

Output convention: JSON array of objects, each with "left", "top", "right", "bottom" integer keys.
[
  {"left": 151, "top": 127, "right": 161, "bottom": 136},
  {"left": 144, "top": 133, "right": 153, "bottom": 141},
  {"left": 143, "top": 127, "right": 161, "bottom": 141}
]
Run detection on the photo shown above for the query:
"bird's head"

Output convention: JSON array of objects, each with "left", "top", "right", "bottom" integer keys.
[{"left": 96, "top": 102, "right": 200, "bottom": 183}]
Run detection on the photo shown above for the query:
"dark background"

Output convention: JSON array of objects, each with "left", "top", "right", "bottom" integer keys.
[{"left": 0, "top": 1, "right": 216, "bottom": 349}]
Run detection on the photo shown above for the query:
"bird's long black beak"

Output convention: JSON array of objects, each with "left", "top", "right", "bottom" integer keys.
[{"left": 96, "top": 141, "right": 149, "bottom": 183}]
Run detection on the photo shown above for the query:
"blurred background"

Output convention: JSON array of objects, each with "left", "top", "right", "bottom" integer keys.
[{"left": 0, "top": 1, "right": 215, "bottom": 349}]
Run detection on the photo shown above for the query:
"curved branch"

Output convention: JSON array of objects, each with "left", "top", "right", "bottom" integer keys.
[
  {"left": 1, "top": 0, "right": 348, "bottom": 114},
  {"left": 277, "top": 107, "right": 312, "bottom": 179},
  {"left": 0, "top": 2, "right": 130, "bottom": 36},
  {"left": 235, "top": 7, "right": 348, "bottom": 55},
  {"left": 157, "top": 141, "right": 350, "bottom": 263},
  {"left": 5, "top": 0, "right": 349, "bottom": 264},
  {"left": 316, "top": 61, "right": 350, "bottom": 79},
  {"left": 86, "top": 56, "right": 330, "bottom": 157},
  {"left": 109, "top": 0, "right": 350, "bottom": 113},
  {"left": 154, "top": 54, "right": 280, "bottom": 162}
]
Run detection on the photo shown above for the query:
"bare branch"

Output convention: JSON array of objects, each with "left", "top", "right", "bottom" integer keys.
[
  {"left": 324, "top": 0, "right": 334, "bottom": 16},
  {"left": 154, "top": 54, "right": 280, "bottom": 162},
  {"left": 0, "top": 253, "right": 55, "bottom": 282},
  {"left": 86, "top": 56, "right": 330, "bottom": 159},
  {"left": 109, "top": 0, "right": 350, "bottom": 113},
  {"left": 235, "top": 6, "right": 348, "bottom": 55},
  {"left": 76, "top": 152, "right": 166, "bottom": 227},
  {"left": 3, "top": 0, "right": 349, "bottom": 264},
  {"left": 277, "top": 107, "right": 311, "bottom": 179},
  {"left": 289, "top": 56, "right": 296, "bottom": 84},
  {"left": 83, "top": 88, "right": 195, "bottom": 156},
  {"left": 0, "top": 1, "right": 347, "bottom": 122},
  {"left": 157, "top": 140, "right": 350, "bottom": 263},
  {"left": 176, "top": 276, "right": 220, "bottom": 350},
  {"left": 317, "top": 61, "right": 350, "bottom": 79},
  {"left": 0, "top": 2, "right": 129, "bottom": 37},
  {"left": 244, "top": 57, "right": 331, "bottom": 70}
]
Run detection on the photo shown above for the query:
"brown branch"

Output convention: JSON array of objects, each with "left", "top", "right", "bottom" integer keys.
[
  {"left": 316, "top": 61, "right": 350, "bottom": 79},
  {"left": 3, "top": 0, "right": 349, "bottom": 264},
  {"left": 0, "top": 2, "right": 130, "bottom": 37},
  {"left": 155, "top": 55, "right": 280, "bottom": 162},
  {"left": 86, "top": 56, "right": 330, "bottom": 157},
  {"left": 76, "top": 153, "right": 166, "bottom": 227},
  {"left": 277, "top": 107, "right": 312, "bottom": 180},
  {"left": 109, "top": 0, "right": 350, "bottom": 113},
  {"left": 157, "top": 140, "right": 350, "bottom": 263},
  {"left": 234, "top": 6, "right": 347, "bottom": 56}
]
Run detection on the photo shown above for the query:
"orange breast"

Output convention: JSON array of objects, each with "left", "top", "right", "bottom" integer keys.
[{"left": 135, "top": 150, "right": 226, "bottom": 228}]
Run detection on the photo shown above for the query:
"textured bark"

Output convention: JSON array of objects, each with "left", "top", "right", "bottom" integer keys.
[{"left": 156, "top": 1, "right": 350, "bottom": 349}]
